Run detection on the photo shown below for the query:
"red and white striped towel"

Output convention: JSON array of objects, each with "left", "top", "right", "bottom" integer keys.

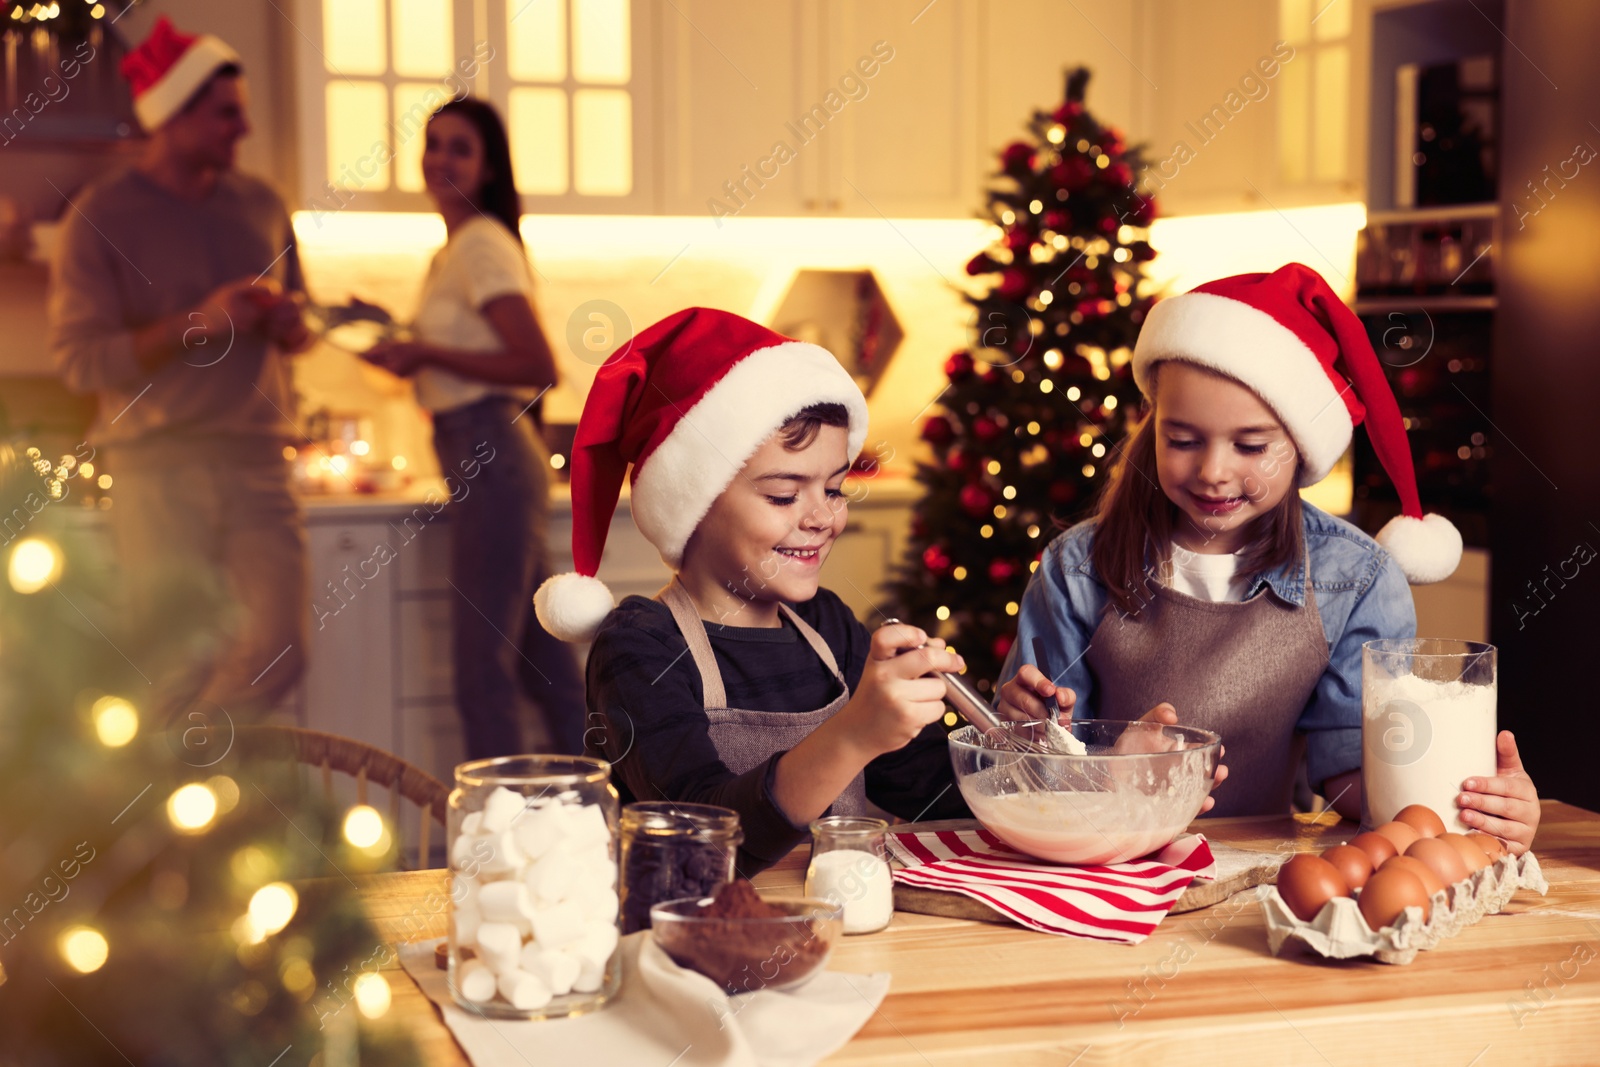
[{"left": 887, "top": 827, "right": 1215, "bottom": 944}]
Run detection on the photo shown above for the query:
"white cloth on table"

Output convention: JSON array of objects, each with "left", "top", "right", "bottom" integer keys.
[{"left": 398, "top": 932, "right": 889, "bottom": 1067}]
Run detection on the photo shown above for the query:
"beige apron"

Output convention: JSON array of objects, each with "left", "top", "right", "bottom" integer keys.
[
  {"left": 1084, "top": 550, "right": 1330, "bottom": 817},
  {"left": 657, "top": 581, "right": 873, "bottom": 816}
]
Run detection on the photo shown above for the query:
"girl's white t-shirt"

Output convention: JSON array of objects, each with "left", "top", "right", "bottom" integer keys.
[
  {"left": 410, "top": 216, "right": 536, "bottom": 414},
  {"left": 1166, "top": 545, "right": 1251, "bottom": 603}
]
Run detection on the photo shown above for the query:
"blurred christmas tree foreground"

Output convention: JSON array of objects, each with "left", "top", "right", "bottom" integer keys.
[
  {"left": 0, "top": 442, "right": 419, "bottom": 1066},
  {"left": 889, "top": 67, "right": 1160, "bottom": 695}
]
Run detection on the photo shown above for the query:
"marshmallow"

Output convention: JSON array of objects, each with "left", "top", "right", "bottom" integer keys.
[
  {"left": 571, "top": 922, "right": 619, "bottom": 969},
  {"left": 476, "top": 829, "right": 526, "bottom": 876},
  {"left": 480, "top": 786, "right": 526, "bottom": 834},
  {"left": 455, "top": 958, "right": 497, "bottom": 1003},
  {"left": 521, "top": 945, "right": 580, "bottom": 996},
  {"left": 529, "top": 900, "right": 587, "bottom": 950},
  {"left": 450, "top": 831, "right": 490, "bottom": 870},
  {"left": 526, "top": 853, "right": 578, "bottom": 905},
  {"left": 509, "top": 805, "right": 562, "bottom": 862},
  {"left": 460, "top": 810, "right": 484, "bottom": 836},
  {"left": 497, "top": 969, "right": 554, "bottom": 1011},
  {"left": 475, "top": 921, "right": 524, "bottom": 975},
  {"left": 451, "top": 873, "right": 479, "bottom": 908},
  {"left": 585, "top": 887, "right": 620, "bottom": 925},
  {"left": 478, "top": 880, "right": 531, "bottom": 924},
  {"left": 452, "top": 904, "right": 481, "bottom": 948},
  {"left": 563, "top": 804, "right": 610, "bottom": 849}
]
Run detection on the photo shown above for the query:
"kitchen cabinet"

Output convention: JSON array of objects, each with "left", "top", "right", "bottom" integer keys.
[
  {"left": 1135, "top": 0, "right": 1367, "bottom": 215},
  {"left": 655, "top": 0, "right": 980, "bottom": 219}
]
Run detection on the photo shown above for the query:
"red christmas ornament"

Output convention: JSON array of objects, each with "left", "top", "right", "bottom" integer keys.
[
  {"left": 1129, "top": 197, "right": 1158, "bottom": 227},
  {"left": 1004, "top": 227, "right": 1034, "bottom": 253},
  {"left": 1131, "top": 240, "right": 1158, "bottom": 262},
  {"left": 1102, "top": 126, "right": 1126, "bottom": 152},
  {"left": 922, "top": 544, "right": 953, "bottom": 577},
  {"left": 920, "top": 415, "right": 955, "bottom": 445},
  {"left": 1106, "top": 161, "right": 1133, "bottom": 187},
  {"left": 1050, "top": 156, "right": 1095, "bottom": 191},
  {"left": 973, "top": 417, "right": 1002, "bottom": 443},
  {"left": 1098, "top": 215, "right": 1121, "bottom": 235},
  {"left": 1051, "top": 101, "right": 1084, "bottom": 124},
  {"left": 988, "top": 558, "right": 1018, "bottom": 584},
  {"left": 945, "top": 349, "right": 975, "bottom": 382},
  {"left": 1042, "top": 209, "right": 1071, "bottom": 230},
  {"left": 965, "top": 252, "right": 996, "bottom": 276},
  {"left": 959, "top": 483, "right": 992, "bottom": 517},
  {"left": 1000, "top": 141, "right": 1034, "bottom": 174},
  {"left": 946, "top": 448, "right": 971, "bottom": 473},
  {"left": 997, "top": 268, "right": 1031, "bottom": 300},
  {"left": 992, "top": 632, "right": 1016, "bottom": 663}
]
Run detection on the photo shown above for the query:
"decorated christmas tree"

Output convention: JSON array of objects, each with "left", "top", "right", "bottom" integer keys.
[
  {"left": 889, "top": 68, "right": 1159, "bottom": 696},
  {"left": 0, "top": 444, "right": 420, "bottom": 1065}
]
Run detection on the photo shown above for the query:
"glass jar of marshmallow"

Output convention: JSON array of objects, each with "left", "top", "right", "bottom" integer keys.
[{"left": 448, "top": 756, "right": 620, "bottom": 1019}]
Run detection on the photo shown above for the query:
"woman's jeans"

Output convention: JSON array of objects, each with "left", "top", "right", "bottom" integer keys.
[{"left": 432, "top": 396, "right": 586, "bottom": 757}]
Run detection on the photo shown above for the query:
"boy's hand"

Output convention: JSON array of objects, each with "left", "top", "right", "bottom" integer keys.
[
  {"left": 839, "top": 624, "right": 962, "bottom": 758},
  {"left": 1458, "top": 730, "right": 1540, "bottom": 854},
  {"left": 996, "top": 664, "right": 1077, "bottom": 723}
]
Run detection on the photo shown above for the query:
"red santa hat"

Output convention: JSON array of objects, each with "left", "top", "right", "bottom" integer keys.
[
  {"left": 1132, "top": 262, "right": 1462, "bottom": 584},
  {"left": 534, "top": 307, "right": 869, "bottom": 642},
  {"left": 120, "top": 17, "right": 240, "bottom": 132}
]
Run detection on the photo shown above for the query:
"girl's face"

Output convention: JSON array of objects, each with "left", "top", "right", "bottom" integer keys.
[
  {"left": 680, "top": 425, "right": 851, "bottom": 623},
  {"left": 1152, "top": 362, "right": 1299, "bottom": 553},
  {"left": 422, "top": 112, "right": 489, "bottom": 208}
]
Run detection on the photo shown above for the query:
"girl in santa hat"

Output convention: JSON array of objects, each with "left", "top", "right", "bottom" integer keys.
[
  {"left": 999, "top": 263, "right": 1540, "bottom": 853},
  {"left": 537, "top": 307, "right": 973, "bottom": 873}
]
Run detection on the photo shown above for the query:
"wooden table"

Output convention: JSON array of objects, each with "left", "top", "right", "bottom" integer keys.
[{"left": 363, "top": 800, "right": 1600, "bottom": 1065}]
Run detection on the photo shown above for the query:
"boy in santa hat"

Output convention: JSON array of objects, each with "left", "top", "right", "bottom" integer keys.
[{"left": 538, "top": 307, "right": 972, "bottom": 872}]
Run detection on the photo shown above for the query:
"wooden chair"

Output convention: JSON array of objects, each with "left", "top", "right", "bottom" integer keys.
[{"left": 234, "top": 725, "right": 449, "bottom": 869}]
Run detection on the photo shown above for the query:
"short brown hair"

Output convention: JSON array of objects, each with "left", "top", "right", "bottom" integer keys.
[
  {"left": 778, "top": 402, "right": 850, "bottom": 451},
  {"left": 1091, "top": 367, "right": 1303, "bottom": 618}
]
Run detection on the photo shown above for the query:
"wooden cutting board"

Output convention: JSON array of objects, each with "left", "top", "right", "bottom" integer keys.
[{"left": 888, "top": 818, "right": 1282, "bottom": 922}]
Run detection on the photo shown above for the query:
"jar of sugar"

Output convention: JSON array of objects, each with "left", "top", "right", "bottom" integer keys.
[
  {"left": 1362, "top": 639, "right": 1497, "bottom": 834},
  {"left": 447, "top": 756, "right": 619, "bottom": 1019},
  {"left": 804, "top": 816, "right": 894, "bottom": 934}
]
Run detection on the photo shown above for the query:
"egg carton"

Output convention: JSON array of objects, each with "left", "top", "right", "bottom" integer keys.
[{"left": 1261, "top": 850, "right": 1548, "bottom": 965}]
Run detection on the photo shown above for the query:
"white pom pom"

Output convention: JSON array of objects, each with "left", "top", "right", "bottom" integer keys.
[
  {"left": 1376, "top": 512, "right": 1463, "bottom": 585},
  {"left": 534, "top": 572, "right": 617, "bottom": 642}
]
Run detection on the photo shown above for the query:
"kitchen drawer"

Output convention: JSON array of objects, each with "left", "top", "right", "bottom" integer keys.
[
  {"left": 391, "top": 507, "right": 452, "bottom": 594},
  {"left": 398, "top": 594, "right": 454, "bottom": 702}
]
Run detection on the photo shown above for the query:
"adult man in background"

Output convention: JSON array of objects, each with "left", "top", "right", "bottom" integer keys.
[{"left": 49, "top": 17, "right": 311, "bottom": 722}]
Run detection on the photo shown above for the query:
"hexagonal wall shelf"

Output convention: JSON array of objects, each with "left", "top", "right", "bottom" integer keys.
[{"left": 768, "top": 269, "right": 904, "bottom": 398}]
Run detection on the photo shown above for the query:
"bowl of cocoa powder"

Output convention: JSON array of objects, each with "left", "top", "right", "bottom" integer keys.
[{"left": 649, "top": 879, "right": 843, "bottom": 995}]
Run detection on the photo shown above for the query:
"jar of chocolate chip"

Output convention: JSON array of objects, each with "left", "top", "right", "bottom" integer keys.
[{"left": 619, "top": 803, "right": 742, "bottom": 935}]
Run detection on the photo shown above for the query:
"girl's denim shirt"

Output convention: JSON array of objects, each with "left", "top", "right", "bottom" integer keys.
[{"left": 1002, "top": 500, "right": 1418, "bottom": 791}]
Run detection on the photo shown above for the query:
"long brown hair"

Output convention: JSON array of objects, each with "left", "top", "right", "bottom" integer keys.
[{"left": 1092, "top": 366, "right": 1304, "bottom": 618}]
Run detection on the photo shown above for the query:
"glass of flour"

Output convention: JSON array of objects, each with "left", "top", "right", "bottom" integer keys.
[{"left": 1362, "top": 639, "right": 1497, "bottom": 833}]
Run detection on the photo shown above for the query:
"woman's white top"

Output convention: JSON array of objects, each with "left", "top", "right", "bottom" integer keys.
[
  {"left": 410, "top": 215, "right": 536, "bottom": 414},
  {"left": 1165, "top": 544, "right": 1251, "bottom": 603}
]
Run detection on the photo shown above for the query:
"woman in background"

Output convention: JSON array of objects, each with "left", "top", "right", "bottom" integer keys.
[{"left": 363, "top": 97, "right": 585, "bottom": 758}]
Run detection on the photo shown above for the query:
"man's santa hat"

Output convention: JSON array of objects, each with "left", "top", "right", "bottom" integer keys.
[
  {"left": 1132, "top": 262, "right": 1462, "bottom": 583},
  {"left": 120, "top": 17, "right": 240, "bottom": 132},
  {"left": 535, "top": 307, "right": 869, "bottom": 642}
]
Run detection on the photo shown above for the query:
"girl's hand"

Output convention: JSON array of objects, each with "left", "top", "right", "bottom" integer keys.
[
  {"left": 1122, "top": 703, "right": 1229, "bottom": 814},
  {"left": 839, "top": 624, "right": 964, "bottom": 758},
  {"left": 1458, "top": 730, "right": 1540, "bottom": 854},
  {"left": 362, "top": 339, "right": 430, "bottom": 377},
  {"left": 995, "top": 665, "right": 1077, "bottom": 723}
]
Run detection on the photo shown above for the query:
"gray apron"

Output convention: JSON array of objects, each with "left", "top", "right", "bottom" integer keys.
[
  {"left": 1083, "top": 551, "right": 1330, "bottom": 817},
  {"left": 658, "top": 581, "right": 873, "bottom": 816}
]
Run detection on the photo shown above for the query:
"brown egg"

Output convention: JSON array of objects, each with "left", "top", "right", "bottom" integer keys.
[
  {"left": 1374, "top": 820, "right": 1421, "bottom": 853},
  {"left": 1406, "top": 837, "right": 1471, "bottom": 886},
  {"left": 1466, "top": 831, "right": 1508, "bottom": 863},
  {"left": 1350, "top": 831, "right": 1399, "bottom": 869},
  {"left": 1359, "top": 866, "right": 1432, "bottom": 929},
  {"left": 1394, "top": 804, "right": 1448, "bottom": 838},
  {"left": 1320, "top": 845, "right": 1374, "bottom": 891},
  {"left": 1383, "top": 855, "right": 1446, "bottom": 899},
  {"left": 1439, "top": 832, "right": 1492, "bottom": 873},
  {"left": 1276, "top": 854, "right": 1351, "bottom": 921}
]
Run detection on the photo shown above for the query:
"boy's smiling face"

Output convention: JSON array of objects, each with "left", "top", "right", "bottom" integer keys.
[{"left": 679, "top": 424, "right": 852, "bottom": 626}]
